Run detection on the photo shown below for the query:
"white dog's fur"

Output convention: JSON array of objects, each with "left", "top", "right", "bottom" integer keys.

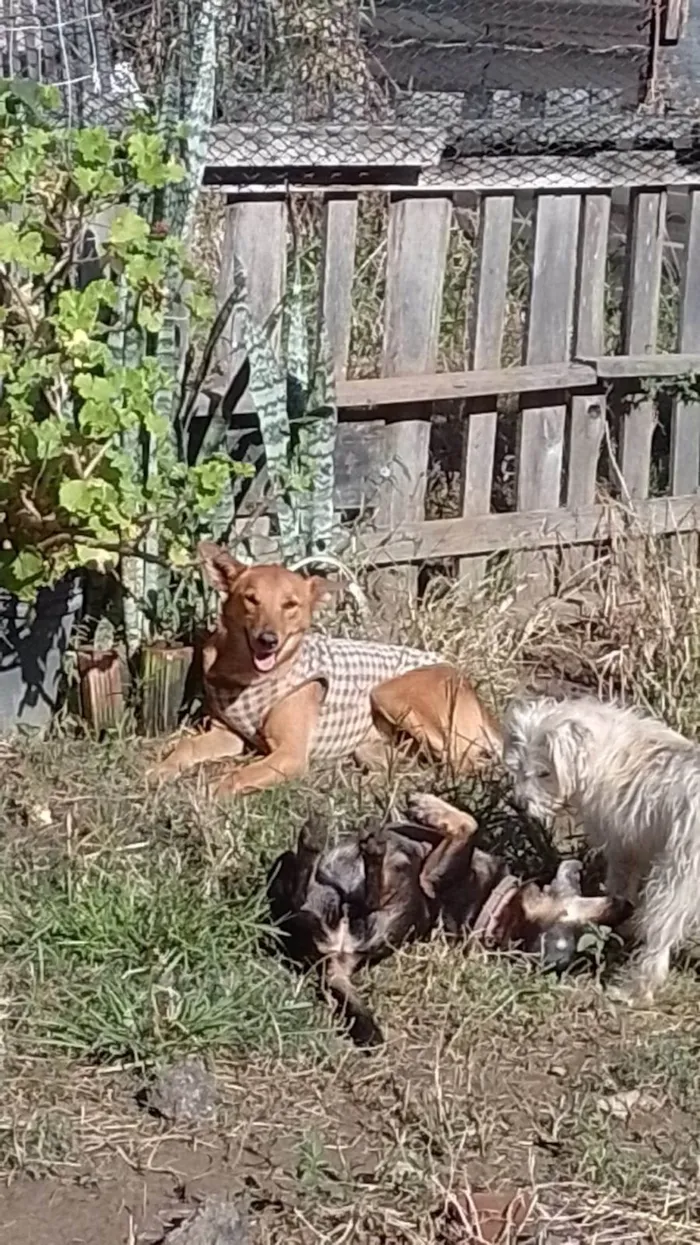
[{"left": 503, "top": 694, "right": 700, "bottom": 999}]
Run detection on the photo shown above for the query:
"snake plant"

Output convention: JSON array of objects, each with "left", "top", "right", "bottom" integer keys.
[
  {"left": 107, "top": 0, "right": 228, "bottom": 652},
  {"left": 228, "top": 255, "right": 339, "bottom": 564}
]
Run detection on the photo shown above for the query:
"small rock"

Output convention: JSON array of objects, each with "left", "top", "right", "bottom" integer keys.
[
  {"left": 147, "top": 1059, "right": 218, "bottom": 1123},
  {"left": 597, "top": 1088, "right": 656, "bottom": 1119},
  {"left": 164, "top": 1197, "right": 249, "bottom": 1245}
]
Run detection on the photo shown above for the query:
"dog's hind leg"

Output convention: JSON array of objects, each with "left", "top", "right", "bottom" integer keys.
[
  {"left": 359, "top": 824, "right": 387, "bottom": 912},
  {"left": 321, "top": 955, "right": 384, "bottom": 1048},
  {"left": 626, "top": 853, "right": 699, "bottom": 1001},
  {"left": 605, "top": 850, "right": 643, "bottom": 907},
  {"left": 370, "top": 666, "right": 501, "bottom": 774},
  {"left": 405, "top": 792, "right": 478, "bottom": 839},
  {"left": 292, "top": 814, "right": 326, "bottom": 909}
]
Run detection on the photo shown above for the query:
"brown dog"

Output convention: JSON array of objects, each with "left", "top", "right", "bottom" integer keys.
[
  {"left": 268, "top": 792, "right": 628, "bottom": 1046},
  {"left": 152, "top": 544, "right": 500, "bottom": 798}
]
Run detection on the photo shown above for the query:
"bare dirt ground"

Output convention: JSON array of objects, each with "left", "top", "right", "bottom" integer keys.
[{"left": 1, "top": 727, "right": 700, "bottom": 1245}]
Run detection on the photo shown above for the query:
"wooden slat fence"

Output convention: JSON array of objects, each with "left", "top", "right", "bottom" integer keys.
[{"left": 214, "top": 184, "right": 700, "bottom": 601}]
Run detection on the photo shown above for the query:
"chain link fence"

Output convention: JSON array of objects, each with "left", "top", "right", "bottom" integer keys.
[{"left": 1, "top": 0, "right": 698, "bottom": 183}]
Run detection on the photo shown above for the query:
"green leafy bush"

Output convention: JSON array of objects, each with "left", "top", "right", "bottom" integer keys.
[{"left": 0, "top": 82, "right": 234, "bottom": 601}]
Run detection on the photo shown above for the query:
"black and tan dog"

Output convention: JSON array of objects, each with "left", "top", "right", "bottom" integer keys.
[{"left": 267, "top": 793, "right": 629, "bottom": 1047}]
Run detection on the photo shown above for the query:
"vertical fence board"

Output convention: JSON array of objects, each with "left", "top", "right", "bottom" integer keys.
[
  {"left": 564, "top": 193, "right": 610, "bottom": 582},
  {"left": 459, "top": 194, "right": 514, "bottom": 585},
  {"left": 216, "top": 197, "right": 288, "bottom": 533},
  {"left": 619, "top": 190, "right": 667, "bottom": 499},
  {"left": 516, "top": 194, "right": 581, "bottom": 599},
  {"left": 671, "top": 189, "right": 700, "bottom": 494},
  {"left": 670, "top": 189, "right": 700, "bottom": 565},
  {"left": 319, "top": 195, "right": 358, "bottom": 381},
  {"left": 379, "top": 195, "right": 452, "bottom": 597}
]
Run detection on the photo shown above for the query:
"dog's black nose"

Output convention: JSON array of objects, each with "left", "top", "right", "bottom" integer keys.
[{"left": 256, "top": 629, "right": 279, "bottom": 651}]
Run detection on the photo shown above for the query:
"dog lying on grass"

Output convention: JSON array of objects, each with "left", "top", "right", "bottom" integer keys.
[
  {"left": 152, "top": 543, "right": 499, "bottom": 798},
  {"left": 504, "top": 694, "right": 700, "bottom": 1002},
  {"left": 267, "top": 793, "right": 625, "bottom": 1046}
]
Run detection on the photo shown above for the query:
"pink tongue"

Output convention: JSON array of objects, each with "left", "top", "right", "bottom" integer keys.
[{"left": 253, "top": 652, "right": 277, "bottom": 673}]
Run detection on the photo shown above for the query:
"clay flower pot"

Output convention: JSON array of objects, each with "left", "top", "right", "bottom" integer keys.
[
  {"left": 140, "top": 642, "right": 193, "bottom": 736},
  {"left": 77, "top": 647, "right": 126, "bottom": 731}
]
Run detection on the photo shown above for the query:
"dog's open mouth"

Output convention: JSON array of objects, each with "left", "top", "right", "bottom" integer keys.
[
  {"left": 252, "top": 650, "right": 277, "bottom": 674},
  {"left": 247, "top": 633, "right": 281, "bottom": 674}
]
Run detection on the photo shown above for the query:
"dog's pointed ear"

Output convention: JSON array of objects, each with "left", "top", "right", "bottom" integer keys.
[
  {"left": 307, "top": 575, "right": 338, "bottom": 610},
  {"left": 198, "top": 541, "right": 246, "bottom": 595}
]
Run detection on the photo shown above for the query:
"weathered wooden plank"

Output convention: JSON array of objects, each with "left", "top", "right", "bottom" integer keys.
[
  {"left": 219, "top": 197, "right": 287, "bottom": 353},
  {"left": 319, "top": 196, "right": 358, "bottom": 381},
  {"left": 215, "top": 198, "right": 287, "bottom": 488},
  {"left": 207, "top": 361, "right": 598, "bottom": 407},
  {"left": 575, "top": 195, "right": 611, "bottom": 360},
  {"left": 663, "top": 0, "right": 684, "bottom": 42},
  {"left": 367, "top": 44, "right": 645, "bottom": 102},
  {"left": 335, "top": 422, "right": 389, "bottom": 509},
  {"left": 582, "top": 353, "right": 700, "bottom": 379},
  {"left": 671, "top": 190, "right": 700, "bottom": 506},
  {"left": 360, "top": 494, "right": 700, "bottom": 565},
  {"left": 619, "top": 190, "right": 667, "bottom": 499},
  {"left": 375, "top": 194, "right": 451, "bottom": 602},
  {"left": 460, "top": 194, "right": 514, "bottom": 585},
  {"left": 516, "top": 193, "right": 581, "bottom": 599},
  {"left": 371, "top": 0, "right": 648, "bottom": 50},
  {"left": 378, "top": 195, "right": 451, "bottom": 599},
  {"left": 228, "top": 417, "right": 388, "bottom": 514},
  {"left": 222, "top": 152, "right": 700, "bottom": 195},
  {"left": 563, "top": 194, "right": 610, "bottom": 581}
]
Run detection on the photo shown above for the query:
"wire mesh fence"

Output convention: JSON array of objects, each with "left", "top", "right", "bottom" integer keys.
[{"left": 0, "top": 0, "right": 698, "bottom": 181}]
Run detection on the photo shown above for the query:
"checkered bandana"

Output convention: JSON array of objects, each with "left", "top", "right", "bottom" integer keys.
[{"left": 207, "top": 632, "right": 441, "bottom": 760}]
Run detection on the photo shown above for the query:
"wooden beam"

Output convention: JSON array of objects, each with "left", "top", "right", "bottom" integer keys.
[
  {"left": 578, "top": 353, "right": 700, "bottom": 379},
  {"left": 360, "top": 495, "right": 700, "bottom": 566},
  {"left": 206, "top": 354, "right": 700, "bottom": 416},
  {"left": 209, "top": 153, "right": 700, "bottom": 195},
  {"left": 207, "top": 361, "right": 597, "bottom": 408},
  {"left": 340, "top": 362, "right": 596, "bottom": 407}
]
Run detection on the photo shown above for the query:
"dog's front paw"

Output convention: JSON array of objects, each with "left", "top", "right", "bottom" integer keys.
[
  {"left": 209, "top": 776, "right": 240, "bottom": 801},
  {"left": 405, "top": 792, "right": 450, "bottom": 828},
  {"left": 146, "top": 756, "right": 181, "bottom": 786},
  {"left": 298, "top": 813, "right": 327, "bottom": 855}
]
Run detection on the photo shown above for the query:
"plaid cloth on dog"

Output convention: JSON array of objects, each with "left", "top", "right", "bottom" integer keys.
[{"left": 207, "top": 633, "right": 441, "bottom": 760}]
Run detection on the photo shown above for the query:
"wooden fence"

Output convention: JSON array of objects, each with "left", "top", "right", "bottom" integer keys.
[{"left": 209, "top": 184, "right": 700, "bottom": 598}]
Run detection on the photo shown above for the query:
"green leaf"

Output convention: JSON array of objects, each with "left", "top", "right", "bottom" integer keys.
[
  {"left": 0, "top": 548, "right": 45, "bottom": 597},
  {"left": 109, "top": 208, "right": 150, "bottom": 249},
  {"left": 73, "top": 543, "right": 115, "bottom": 570},
  {"left": 0, "top": 222, "right": 48, "bottom": 272},
  {"left": 33, "top": 419, "right": 65, "bottom": 457},
  {"left": 74, "top": 127, "right": 115, "bottom": 166},
  {"left": 127, "top": 132, "right": 185, "bottom": 189},
  {"left": 59, "top": 478, "right": 117, "bottom": 519},
  {"left": 137, "top": 302, "right": 164, "bottom": 333}
]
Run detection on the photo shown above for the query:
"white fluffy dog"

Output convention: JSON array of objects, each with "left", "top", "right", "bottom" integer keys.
[{"left": 503, "top": 694, "right": 700, "bottom": 1000}]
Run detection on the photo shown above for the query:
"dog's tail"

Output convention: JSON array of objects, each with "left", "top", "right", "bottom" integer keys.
[{"left": 320, "top": 955, "right": 384, "bottom": 1049}]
